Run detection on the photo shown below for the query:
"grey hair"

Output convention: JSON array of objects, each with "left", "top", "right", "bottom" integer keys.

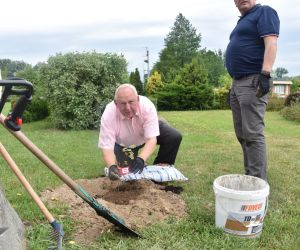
[{"left": 114, "top": 83, "right": 138, "bottom": 100}]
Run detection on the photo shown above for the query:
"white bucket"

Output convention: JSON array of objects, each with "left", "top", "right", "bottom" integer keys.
[{"left": 213, "top": 174, "right": 269, "bottom": 237}]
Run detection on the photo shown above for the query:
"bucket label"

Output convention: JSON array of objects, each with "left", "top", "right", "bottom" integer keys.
[
  {"left": 224, "top": 211, "right": 265, "bottom": 235},
  {"left": 241, "top": 203, "right": 263, "bottom": 212}
]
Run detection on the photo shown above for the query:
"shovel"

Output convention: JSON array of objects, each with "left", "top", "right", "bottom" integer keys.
[
  {"left": 0, "top": 114, "right": 139, "bottom": 237},
  {"left": 0, "top": 78, "right": 140, "bottom": 237}
]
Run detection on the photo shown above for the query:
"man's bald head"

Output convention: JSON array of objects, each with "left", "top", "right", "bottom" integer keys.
[
  {"left": 114, "top": 84, "right": 139, "bottom": 118},
  {"left": 114, "top": 84, "right": 138, "bottom": 101}
]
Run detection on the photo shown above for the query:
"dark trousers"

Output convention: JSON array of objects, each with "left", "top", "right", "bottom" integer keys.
[
  {"left": 154, "top": 120, "right": 182, "bottom": 165},
  {"left": 230, "top": 74, "right": 268, "bottom": 180},
  {"left": 114, "top": 120, "right": 182, "bottom": 167}
]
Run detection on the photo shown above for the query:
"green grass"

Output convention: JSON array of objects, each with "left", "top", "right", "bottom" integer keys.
[{"left": 0, "top": 107, "right": 299, "bottom": 249}]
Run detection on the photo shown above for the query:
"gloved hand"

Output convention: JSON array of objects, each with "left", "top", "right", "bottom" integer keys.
[
  {"left": 108, "top": 164, "right": 120, "bottom": 180},
  {"left": 130, "top": 157, "right": 145, "bottom": 174},
  {"left": 256, "top": 72, "right": 271, "bottom": 98}
]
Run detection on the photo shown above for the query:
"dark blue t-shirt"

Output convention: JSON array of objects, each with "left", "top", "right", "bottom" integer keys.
[{"left": 225, "top": 4, "right": 280, "bottom": 78}]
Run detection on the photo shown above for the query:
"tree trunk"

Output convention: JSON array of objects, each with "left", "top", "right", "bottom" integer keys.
[{"left": 0, "top": 185, "right": 26, "bottom": 250}]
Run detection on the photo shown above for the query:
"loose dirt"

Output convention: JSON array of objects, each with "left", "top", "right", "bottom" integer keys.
[{"left": 41, "top": 177, "right": 187, "bottom": 244}]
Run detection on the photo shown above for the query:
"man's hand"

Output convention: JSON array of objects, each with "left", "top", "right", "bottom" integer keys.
[
  {"left": 108, "top": 164, "right": 120, "bottom": 180},
  {"left": 130, "top": 157, "right": 145, "bottom": 174},
  {"left": 256, "top": 72, "right": 271, "bottom": 97}
]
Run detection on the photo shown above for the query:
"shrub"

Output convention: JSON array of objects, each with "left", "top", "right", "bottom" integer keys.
[
  {"left": 23, "top": 97, "right": 49, "bottom": 122},
  {"left": 39, "top": 52, "right": 128, "bottom": 130},
  {"left": 146, "top": 71, "right": 164, "bottom": 95},
  {"left": 267, "top": 96, "right": 285, "bottom": 111},
  {"left": 284, "top": 92, "right": 300, "bottom": 106},
  {"left": 155, "top": 58, "right": 214, "bottom": 111},
  {"left": 213, "top": 83, "right": 231, "bottom": 109},
  {"left": 156, "top": 83, "right": 214, "bottom": 111},
  {"left": 280, "top": 102, "right": 300, "bottom": 122},
  {"left": 7, "top": 96, "right": 49, "bottom": 123},
  {"left": 291, "top": 79, "right": 300, "bottom": 93}
]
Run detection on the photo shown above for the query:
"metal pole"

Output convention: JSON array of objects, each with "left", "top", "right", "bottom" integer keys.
[{"left": 144, "top": 47, "right": 150, "bottom": 82}]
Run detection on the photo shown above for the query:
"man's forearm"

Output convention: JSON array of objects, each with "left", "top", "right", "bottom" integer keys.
[
  {"left": 102, "top": 148, "right": 116, "bottom": 167},
  {"left": 262, "top": 35, "right": 278, "bottom": 73},
  {"left": 138, "top": 137, "right": 157, "bottom": 162}
]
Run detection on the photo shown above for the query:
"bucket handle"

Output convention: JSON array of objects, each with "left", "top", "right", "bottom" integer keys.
[{"left": 216, "top": 195, "right": 269, "bottom": 228}]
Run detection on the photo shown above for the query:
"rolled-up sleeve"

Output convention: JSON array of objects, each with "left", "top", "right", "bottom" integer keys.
[
  {"left": 98, "top": 103, "right": 116, "bottom": 149},
  {"left": 142, "top": 98, "right": 160, "bottom": 139}
]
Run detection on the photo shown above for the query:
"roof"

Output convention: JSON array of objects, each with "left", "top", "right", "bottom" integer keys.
[{"left": 273, "top": 80, "right": 293, "bottom": 85}]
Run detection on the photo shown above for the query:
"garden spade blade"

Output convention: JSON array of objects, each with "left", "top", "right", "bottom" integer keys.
[{"left": 77, "top": 186, "right": 140, "bottom": 237}]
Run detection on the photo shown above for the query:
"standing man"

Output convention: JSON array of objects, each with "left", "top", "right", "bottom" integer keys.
[
  {"left": 98, "top": 84, "right": 182, "bottom": 180},
  {"left": 226, "top": 0, "right": 280, "bottom": 180}
]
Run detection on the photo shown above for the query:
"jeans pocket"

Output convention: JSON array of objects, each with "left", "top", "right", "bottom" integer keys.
[{"left": 251, "top": 75, "right": 259, "bottom": 89}]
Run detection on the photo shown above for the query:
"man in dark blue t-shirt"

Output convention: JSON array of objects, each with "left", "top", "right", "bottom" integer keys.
[{"left": 225, "top": 0, "right": 280, "bottom": 181}]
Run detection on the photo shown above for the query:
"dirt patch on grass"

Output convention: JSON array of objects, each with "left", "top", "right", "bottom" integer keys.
[{"left": 41, "top": 177, "right": 187, "bottom": 244}]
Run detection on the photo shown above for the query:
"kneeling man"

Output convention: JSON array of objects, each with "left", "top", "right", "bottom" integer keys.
[{"left": 98, "top": 84, "right": 182, "bottom": 180}]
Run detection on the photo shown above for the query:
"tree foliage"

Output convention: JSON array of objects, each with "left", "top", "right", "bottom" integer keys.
[
  {"left": 291, "top": 78, "right": 300, "bottom": 93},
  {"left": 156, "top": 59, "right": 214, "bottom": 110},
  {"left": 15, "top": 65, "right": 50, "bottom": 122},
  {"left": 16, "top": 65, "right": 39, "bottom": 83},
  {"left": 196, "top": 49, "right": 227, "bottom": 86},
  {"left": 284, "top": 92, "right": 300, "bottom": 106},
  {"left": 146, "top": 71, "right": 164, "bottom": 95},
  {"left": 153, "top": 13, "right": 201, "bottom": 82},
  {"left": 213, "top": 74, "right": 232, "bottom": 109},
  {"left": 156, "top": 83, "right": 214, "bottom": 110},
  {"left": 129, "top": 68, "right": 143, "bottom": 94},
  {"left": 218, "top": 73, "right": 232, "bottom": 87},
  {"left": 39, "top": 52, "right": 128, "bottom": 129},
  {"left": 174, "top": 58, "right": 208, "bottom": 86},
  {"left": 274, "top": 67, "right": 289, "bottom": 79},
  {"left": 0, "top": 59, "right": 30, "bottom": 78},
  {"left": 16, "top": 65, "right": 43, "bottom": 94},
  {"left": 280, "top": 102, "right": 300, "bottom": 122}
]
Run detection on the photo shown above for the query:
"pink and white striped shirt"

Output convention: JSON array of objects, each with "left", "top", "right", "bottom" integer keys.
[{"left": 98, "top": 96, "right": 159, "bottom": 149}]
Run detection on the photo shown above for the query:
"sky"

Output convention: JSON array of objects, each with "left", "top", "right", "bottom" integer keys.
[{"left": 0, "top": 0, "right": 299, "bottom": 77}]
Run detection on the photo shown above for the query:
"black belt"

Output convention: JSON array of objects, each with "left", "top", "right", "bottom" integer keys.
[
  {"left": 233, "top": 75, "right": 250, "bottom": 80},
  {"left": 233, "top": 73, "right": 261, "bottom": 80}
]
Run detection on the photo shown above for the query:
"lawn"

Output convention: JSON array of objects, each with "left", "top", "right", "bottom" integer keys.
[{"left": 0, "top": 107, "right": 299, "bottom": 249}]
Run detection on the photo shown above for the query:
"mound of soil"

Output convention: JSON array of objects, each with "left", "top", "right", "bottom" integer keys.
[{"left": 41, "top": 177, "right": 187, "bottom": 244}]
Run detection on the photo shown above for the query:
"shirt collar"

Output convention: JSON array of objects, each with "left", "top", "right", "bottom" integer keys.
[{"left": 239, "top": 4, "right": 261, "bottom": 19}]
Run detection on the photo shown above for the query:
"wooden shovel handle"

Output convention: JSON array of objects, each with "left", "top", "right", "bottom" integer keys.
[
  {"left": 0, "top": 142, "right": 55, "bottom": 223},
  {"left": 0, "top": 114, "right": 79, "bottom": 192}
]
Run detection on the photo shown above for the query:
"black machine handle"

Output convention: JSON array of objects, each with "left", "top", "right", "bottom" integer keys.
[{"left": 0, "top": 77, "right": 33, "bottom": 131}]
